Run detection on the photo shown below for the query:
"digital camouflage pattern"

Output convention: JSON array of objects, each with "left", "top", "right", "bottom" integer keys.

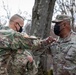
[
  {"left": 50, "top": 31, "right": 76, "bottom": 75},
  {"left": 0, "top": 26, "right": 38, "bottom": 75}
]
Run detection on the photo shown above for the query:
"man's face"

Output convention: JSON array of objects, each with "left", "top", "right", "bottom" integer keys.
[
  {"left": 12, "top": 18, "right": 24, "bottom": 32},
  {"left": 54, "top": 21, "right": 66, "bottom": 36}
]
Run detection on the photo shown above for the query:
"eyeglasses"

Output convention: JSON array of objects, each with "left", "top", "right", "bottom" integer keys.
[
  {"left": 16, "top": 22, "right": 23, "bottom": 28},
  {"left": 10, "top": 20, "right": 23, "bottom": 27},
  {"left": 15, "top": 22, "right": 23, "bottom": 32},
  {"left": 10, "top": 20, "right": 23, "bottom": 32}
]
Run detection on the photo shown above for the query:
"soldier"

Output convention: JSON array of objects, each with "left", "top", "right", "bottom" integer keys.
[
  {"left": 0, "top": 14, "right": 23, "bottom": 31},
  {"left": 0, "top": 27, "right": 38, "bottom": 75},
  {"left": 9, "top": 14, "right": 29, "bottom": 37},
  {"left": 0, "top": 14, "right": 38, "bottom": 75},
  {"left": 42, "top": 14, "right": 76, "bottom": 75},
  {"left": 9, "top": 14, "right": 24, "bottom": 33},
  {"left": 0, "top": 14, "right": 29, "bottom": 37}
]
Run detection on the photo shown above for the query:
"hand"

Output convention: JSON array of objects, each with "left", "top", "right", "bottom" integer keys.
[
  {"left": 22, "top": 32, "right": 30, "bottom": 38},
  {"left": 45, "top": 36, "right": 56, "bottom": 44},
  {"left": 24, "top": 34, "right": 29, "bottom": 38},
  {"left": 41, "top": 36, "right": 56, "bottom": 45}
]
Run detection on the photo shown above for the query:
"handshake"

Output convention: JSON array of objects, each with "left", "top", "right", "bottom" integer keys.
[
  {"left": 33, "top": 36, "right": 56, "bottom": 46},
  {"left": 41, "top": 36, "right": 56, "bottom": 45}
]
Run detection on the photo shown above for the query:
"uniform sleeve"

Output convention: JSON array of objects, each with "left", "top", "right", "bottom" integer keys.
[
  {"left": 10, "top": 31, "right": 32, "bottom": 49},
  {"left": 0, "top": 29, "right": 32, "bottom": 50}
]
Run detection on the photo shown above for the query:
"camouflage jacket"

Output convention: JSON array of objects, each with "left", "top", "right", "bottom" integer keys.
[
  {"left": 0, "top": 26, "right": 37, "bottom": 75},
  {"left": 50, "top": 31, "right": 76, "bottom": 75}
]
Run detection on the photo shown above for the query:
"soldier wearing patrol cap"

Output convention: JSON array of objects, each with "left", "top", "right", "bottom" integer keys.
[
  {"left": 52, "top": 14, "right": 72, "bottom": 36},
  {"left": 42, "top": 14, "right": 76, "bottom": 75}
]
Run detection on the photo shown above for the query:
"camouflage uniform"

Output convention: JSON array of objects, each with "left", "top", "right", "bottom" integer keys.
[
  {"left": 0, "top": 26, "right": 37, "bottom": 75},
  {"left": 50, "top": 31, "right": 76, "bottom": 75}
]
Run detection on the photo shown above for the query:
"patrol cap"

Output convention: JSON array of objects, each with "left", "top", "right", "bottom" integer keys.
[{"left": 52, "top": 14, "right": 72, "bottom": 23}]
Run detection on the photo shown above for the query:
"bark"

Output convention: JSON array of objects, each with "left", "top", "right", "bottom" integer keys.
[
  {"left": 30, "top": 0, "right": 56, "bottom": 39},
  {"left": 30, "top": 0, "right": 56, "bottom": 75}
]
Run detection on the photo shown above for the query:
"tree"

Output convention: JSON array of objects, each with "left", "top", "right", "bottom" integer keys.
[
  {"left": 2, "top": 0, "right": 11, "bottom": 19},
  {"left": 54, "top": 0, "right": 76, "bottom": 31},
  {"left": 1, "top": 0, "right": 32, "bottom": 26},
  {"left": 30, "top": 0, "right": 56, "bottom": 39},
  {"left": 30, "top": 0, "right": 56, "bottom": 75}
]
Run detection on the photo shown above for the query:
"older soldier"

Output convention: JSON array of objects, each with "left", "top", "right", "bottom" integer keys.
[
  {"left": 9, "top": 14, "right": 29, "bottom": 37},
  {"left": 9, "top": 14, "right": 24, "bottom": 33},
  {"left": 0, "top": 14, "right": 38, "bottom": 75},
  {"left": 42, "top": 14, "right": 76, "bottom": 75},
  {"left": 0, "top": 14, "right": 23, "bottom": 32},
  {"left": 0, "top": 14, "right": 29, "bottom": 36}
]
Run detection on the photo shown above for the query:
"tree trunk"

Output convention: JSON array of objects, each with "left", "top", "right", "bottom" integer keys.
[
  {"left": 30, "top": 0, "right": 56, "bottom": 75},
  {"left": 30, "top": 0, "right": 56, "bottom": 39}
]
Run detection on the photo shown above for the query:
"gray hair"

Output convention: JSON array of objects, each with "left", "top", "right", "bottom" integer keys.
[{"left": 9, "top": 14, "right": 24, "bottom": 22}]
